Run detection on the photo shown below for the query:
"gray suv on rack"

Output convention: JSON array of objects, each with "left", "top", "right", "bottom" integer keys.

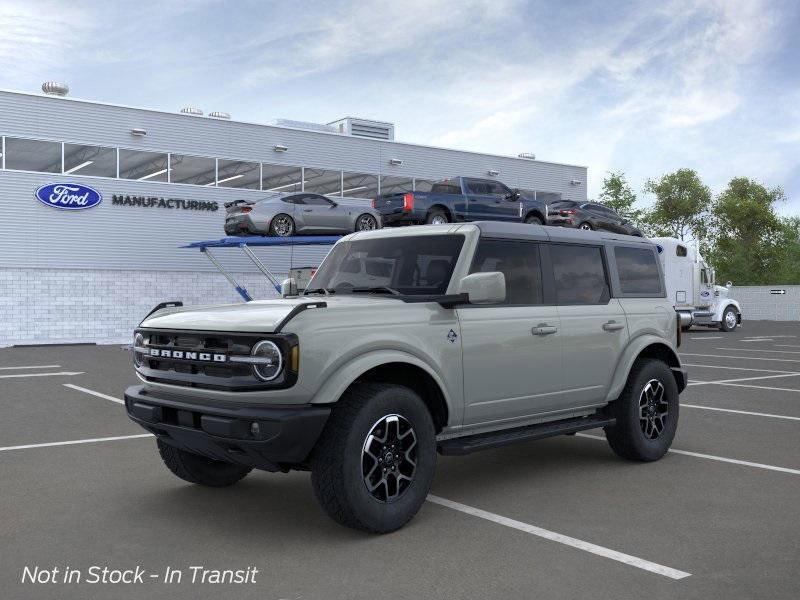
[{"left": 125, "top": 222, "right": 687, "bottom": 533}]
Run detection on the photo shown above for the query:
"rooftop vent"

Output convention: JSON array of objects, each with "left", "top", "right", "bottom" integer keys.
[
  {"left": 269, "top": 119, "right": 337, "bottom": 134},
  {"left": 180, "top": 106, "right": 203, "bottom": 116},
  {"left": 208, "top": 111, "right": 231, "bottom": 119},
  {"left": 42, "top": 82, "right": 69, "bottom": 96},
  {"left": 328, "top": 117, "right": 395, "bottom": 141},
  {"left": 518, "top": 152, "right": 536, "bottom": 160}
]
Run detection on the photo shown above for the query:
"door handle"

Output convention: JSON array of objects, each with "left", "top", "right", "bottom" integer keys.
[
  {"left": 602, "top": 320, "right": 625, "bottom": 332},
  {"left": 303, "top": 209, "right": 313, "bottom": 213},
  {"left": 532, "top": 324, "right": 558, "bottom": 336}
]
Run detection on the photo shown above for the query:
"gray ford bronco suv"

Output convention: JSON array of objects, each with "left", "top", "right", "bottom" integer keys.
[{"left": 125, "top": 222, "right": 687, "bottom": 533}]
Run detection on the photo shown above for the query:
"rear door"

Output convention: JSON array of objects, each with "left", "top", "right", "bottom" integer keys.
[
  {"left": 458, "top": 238, "right": 563, "bottom": 426},
  {"left": 548, "top": 243, "right": 629, "bottom": 406},
  {"left": 463, "top": 179, "right": 496, "bottom": 221}
]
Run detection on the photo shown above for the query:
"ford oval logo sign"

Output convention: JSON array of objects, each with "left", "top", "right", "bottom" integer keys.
[{"left": 35, "top": 183, "right": 102, "bottom": 210}]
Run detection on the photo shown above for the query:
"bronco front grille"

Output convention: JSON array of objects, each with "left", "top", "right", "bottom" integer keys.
[{"left": 134, "top": 329, "right": 297, "bottom": 391}]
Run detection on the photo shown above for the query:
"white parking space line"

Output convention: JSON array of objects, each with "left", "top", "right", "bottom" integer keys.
[
  {"left": 713, "top": 382, "right": 800, "bottom": 394},
  {"left": 681, "top": 403, "right": 800, "bottom": 421},
  {"left": 688, "top": 336, "right": 724, "bottom": 340},
  {"left": 776, "top": 344, "right": 800, "bottom": 349},
  {"left": 715, "top": 347, "right": 800, "bottom": 355},
  {"left": 688, "top": 373, "right": 800, "bottom": 386},
  {"left": 0, "top": 364, "right": 61, "bottom": 371},
  {"left": 0, "top": 371, "right": 84, "bottom": 379},
  {"left": 739, "top": 338, "right": 773, "bottom": 342},
  {"left": 426, "top": 495, "right": 691, "bottom": 580},
  {"left": 0, "top": 434, "right": 152, "bottom": 453},
  {"left": 682, "top": 363, "right": 799, "bottom": 374},
  {"left": 681, "top": 353, "right": 800, "bottom": 363},
  {"left": 576, "top": 434, "right": 800, "bottom": 475},
  {"left": 63, "top": 383, "right": 124, "bottom": 404}
]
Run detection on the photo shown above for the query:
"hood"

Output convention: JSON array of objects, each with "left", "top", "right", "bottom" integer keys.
[
  {"left": 714, "top": 285, "right": 730, "bottom": 299},
  {"left": 140, "top": 295, "right": 399, "bottom": 333}
]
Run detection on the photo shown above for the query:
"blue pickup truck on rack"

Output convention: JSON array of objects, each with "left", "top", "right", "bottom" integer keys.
[{"left": 372, "top": 177, "right": 548, "bottom": 226}]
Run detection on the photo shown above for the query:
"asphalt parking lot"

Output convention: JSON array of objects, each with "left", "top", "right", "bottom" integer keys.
[{"left": 2, "top": 321, "right": 799, "bottom": 600}]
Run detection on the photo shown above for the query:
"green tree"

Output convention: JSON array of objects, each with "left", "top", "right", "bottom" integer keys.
[
  {"left": 708, "top": 178, "right": 786, "bottom": 285},
  {"left": 598, "top": 171, "right": 641, "bottom": 222},
  {"left": 642, "top": 169, "right": 711, "bottom": 241}
]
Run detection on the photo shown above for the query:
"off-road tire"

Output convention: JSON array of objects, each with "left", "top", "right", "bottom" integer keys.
[
  {"left": 425, "top": 209, "right": 449, "bottom": 225},
  {"left": 720, "top": 306, "right": 738, "bottom": 332},
  {"left": 604, "top": 359, "right": 679, "bottom": 462},
  {"left": 157, "top": 440, "right": 252, "bottom": 487},
  {"left": 310, "top": 383, "right": 437, "bottom": 534},
  {"left": 525, "top": 214, "right": 543, "bottom": 225}
]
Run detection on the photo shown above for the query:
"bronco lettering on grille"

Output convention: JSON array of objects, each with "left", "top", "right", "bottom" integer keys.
[{"left": 149, "top": 349, "right": 227, "bottom": 362}]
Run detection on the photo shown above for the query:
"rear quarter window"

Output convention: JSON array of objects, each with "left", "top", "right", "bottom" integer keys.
[{"left": 614, "top": 246, "right": 663, "bottom": 295}]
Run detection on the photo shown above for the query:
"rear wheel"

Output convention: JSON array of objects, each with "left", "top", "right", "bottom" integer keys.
[
  {"left": 604, "top": 359, "right": 679, "bottom": 462},
  {"left": 355, "top": 213, "right": 378, "bottom": 231},
  {"left": 425, "top": 209, "right": 449, "bottom": 225},
  {"left": 720, "top": 307, "right": 738, "bottom": 332},
  {"left": 157, "top": 440, "right": 252, "bottom": 487},
  {"left": 579, "top": 222, "right": 593, "bottom": 231},
  {"left": 269, "top": 214, "right": 295, "bottom": 237},
  {"left": 525, "top": 214, "right": 543, "bottom": 225},
  {"left": 310, "top": 383, "right": 436, "bottom": 533}
]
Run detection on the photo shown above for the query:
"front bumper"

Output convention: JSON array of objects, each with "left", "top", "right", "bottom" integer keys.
[{"left": 124, "top": 385, "right": 330, "bottom": 471}]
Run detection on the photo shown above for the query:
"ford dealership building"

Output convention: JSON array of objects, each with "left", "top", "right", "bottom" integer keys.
[{"left": 0, "top": 85, "right": 588, "bottom": 346}]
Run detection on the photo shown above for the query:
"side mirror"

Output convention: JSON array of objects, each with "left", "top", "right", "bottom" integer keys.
[
  {"left": 280, "top": 278, "right": 299, "bottom": 297},
  {"left": 458, "top": 272, "right": 506, "bottom": 304},
  {"left": 505, "top": 189, "right": 520, "bottom": 201}
]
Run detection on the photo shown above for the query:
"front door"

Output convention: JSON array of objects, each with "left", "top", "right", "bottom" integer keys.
[
  {"left": 459, "top": 239, "right": 564, "bottom": 426},
  {"left": 548, "top": 243, "right": 628, "bottom": 406},
  {"left": 300, "top": 195, "right": 349, "bottom": 232}
]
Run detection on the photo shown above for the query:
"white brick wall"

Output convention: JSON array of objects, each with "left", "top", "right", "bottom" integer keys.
[
  {"left": 730, "top": 286, "right": 800, "bottom": 322},
  {"left": 1, "top": 268, "right": 281, "bottom": 347}
]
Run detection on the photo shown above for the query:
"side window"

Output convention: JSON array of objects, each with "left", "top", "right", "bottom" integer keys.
[
  {"left": 470, "top": 240, "right": 543, "bottom": 305},
  {"left": 304, "top": 195, "right": 333, "bottom": 206},
  {"left": 676, "top": 245, "right": 688, "bottom": 257},
  {"left": 486, "top": 181, "right": 510, "bottom": 197},
  {"left": 550, "top": 244, "right": 609, "bottom": 305},
  {"left": 430, "top": 180, "right": 461, "bottom": 194},
  {"left": 282, "top": 195, "right": 304, "bottom": 205},
  {"left": 614, "top": 246, "right": 662, "bottom": 295},
  {"left": 466, "top": 180, "right": 490, "bottom": 195}
]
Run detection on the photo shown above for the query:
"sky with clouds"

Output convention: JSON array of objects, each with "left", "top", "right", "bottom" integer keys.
[{"left": 2, "top": 0, "right": 799, "bottom": 212}]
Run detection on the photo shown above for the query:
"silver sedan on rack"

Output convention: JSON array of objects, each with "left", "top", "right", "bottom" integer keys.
[{"left": 224, "top": 193, "right": 382, "bottom": 237}]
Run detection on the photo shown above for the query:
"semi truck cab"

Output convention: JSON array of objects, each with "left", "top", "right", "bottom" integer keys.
[{"left": 652, "top": 237, "right": 742, "bottom": 332}]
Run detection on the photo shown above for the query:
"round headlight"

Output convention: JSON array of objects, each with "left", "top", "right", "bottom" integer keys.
[
  {"left": 133, "top": 333, "right": 145, "bottom": 368},
  {"left": 251, "top": 340, "right": 283, "bottom": 381}
]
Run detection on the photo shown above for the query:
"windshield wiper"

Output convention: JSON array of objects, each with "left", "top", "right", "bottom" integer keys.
[{"left": 351, "top": 286, "right": 401, "bottom": 295}]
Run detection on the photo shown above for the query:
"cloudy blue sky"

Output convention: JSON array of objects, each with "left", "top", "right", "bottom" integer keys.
[{"left": 2, "top": 0, "right": 799, "bottom": 211}]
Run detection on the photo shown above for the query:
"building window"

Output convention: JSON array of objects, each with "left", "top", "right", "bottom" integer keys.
[
  {"left": 217, "top": 159, "right": 260, "bottom": 189},
  {"left": 4, "top": 137, "right": 61, "bottom": 173},
  {"left": 63, "top": 144, "right": 117, "bottom": 177},
  {"left": 341, "top": 172, "right": 379, "bottom": 198},
  {"left": 379, "top": 175, "right": 413, "bottom": 195},
  {"left": 304, "top": 168, "right": 342, "bottom": 196},
  {"left": 413, "top": 178, "right": 436, "bottom": 192},
  {"left": 170, "top": 154, "right": 216, "bottom": 186},
  {"left": 262, "top": 164, "right": 302, "bottom": 192},
  {"left": 119, "top": 149, "right": 169, "bottom": 182}
]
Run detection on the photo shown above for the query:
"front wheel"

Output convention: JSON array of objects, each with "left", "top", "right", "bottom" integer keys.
[
  {"left": 525, "top": 214, "right": 543, "bottom": 225},
  {"left": 269, "top": 213, "right": 295, "bottom": 237},
  {"left": 310, "top": 383, "right": 437, "bottom": 533},
  {"left": 157, "top": 440, "right": 252, "bottom": 487},
  {"left": 604, "top": 359, "right": 679, "bottom": 462},
  {"left": 720, "top": 307, "right": 738, "bottom": 332},
  {"left": 355, "top": 213, "right": 379, "bottom": 231}
]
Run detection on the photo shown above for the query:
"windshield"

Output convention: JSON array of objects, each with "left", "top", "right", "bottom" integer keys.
[{"left": 306, "top": 234, "right": 465, "bottom": 296}]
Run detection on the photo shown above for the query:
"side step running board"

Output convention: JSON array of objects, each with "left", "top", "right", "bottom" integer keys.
[{"left": 437, "top": 415, "right": 615, "bottom": 456}]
